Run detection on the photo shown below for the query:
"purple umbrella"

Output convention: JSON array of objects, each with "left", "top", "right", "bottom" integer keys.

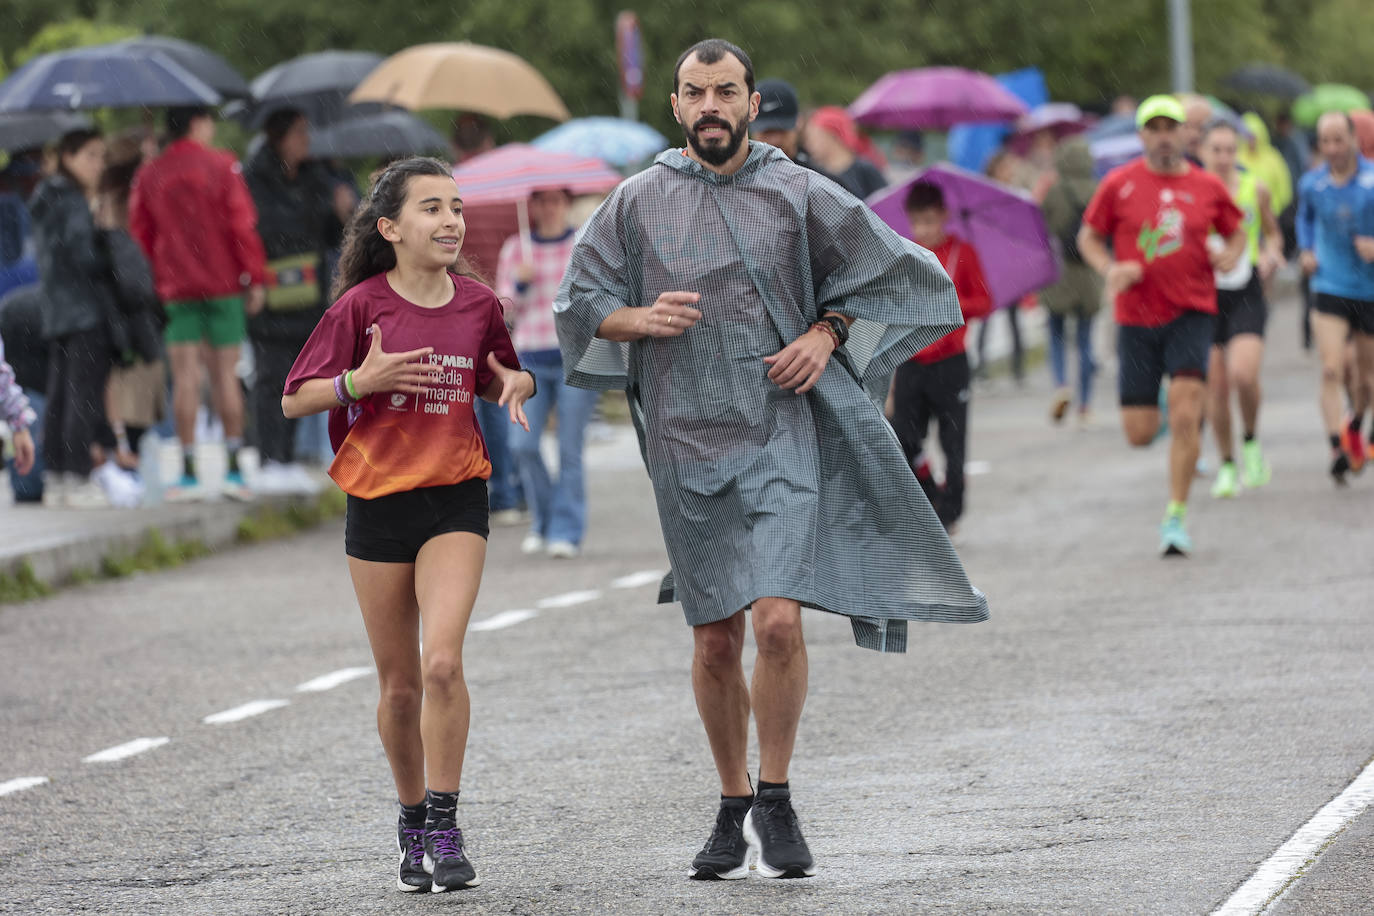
[
  {"left": 849, "top": 67, "right": 1029, "bottom": 130},
  {"left": 867, "top": 163, "right": 1058, "bottom": 309}
]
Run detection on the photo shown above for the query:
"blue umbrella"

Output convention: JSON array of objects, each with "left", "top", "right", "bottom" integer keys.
[
  {"left": 532, "top": 117, "right": 667, "bottom": 168},
  {"left": 0, "top": 45, "right": 222, "bottom": 113}
]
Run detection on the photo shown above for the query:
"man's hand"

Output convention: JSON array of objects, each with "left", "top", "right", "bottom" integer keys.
[
  {"left": 638, "top": 291, "right": 703, "bottom": 338},
  {"left": 1106, "top": 260, "right": 1143, "bottom": 296},
  {"left": 764, "top": 326, "right": 834, "bottom": 394},
  {"left": 1355, "top": 236, "right": 1374, "bottom": 263},
  {"left": 1210, "top": 246, "right": 1241, "bottom": 274},
  {"left": 244, "top": 284, "right": 267, "bottom": 316},
  {"left": 1299, "top": 250, "right": 1319, "bottom": 275},
  {"left": 352, "top": 324, "right": 441, "bottom": 397},
  {"left": 1258, "top": 245, "right": 1284, "bottom": 282},
  {"left": 11, "top": 428, "right": 33, "bottom": 476}
]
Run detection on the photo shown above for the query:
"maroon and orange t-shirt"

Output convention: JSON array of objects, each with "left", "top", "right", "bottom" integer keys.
[
  {"left": 1082, "top": 158, "right": 1242, "bottom": 328},
  {"left": 284, "top": 271, "right": 518, "bottom": 499}
]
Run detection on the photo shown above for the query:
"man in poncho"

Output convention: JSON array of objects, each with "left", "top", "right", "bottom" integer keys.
[{"left": 554, "top": 38, "right": 988, "bottom": 881}]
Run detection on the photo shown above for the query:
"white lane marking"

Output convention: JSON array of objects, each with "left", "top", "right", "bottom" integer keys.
[
  {"left": 536, "top": 589, "right": 602, "bottom": 609},
  {"left": 82, "top": 737, "right": 170, "bottom": 763},
  {"left": 471, "top": 609, "right": 538, "bottom": 632},
  {"left": 1212, "top": 759, "right": 1374, "bottom": 914},
  {"left": 610, "top": 570, "right": 664, "bottom": 590},
  {"left": 965, "top": 460, "right": 992, "bottom": 477},
  {"left": 202, "top": 699, "right": 290, "bottom": 725},
  {"left": 0, "top": 776, "right": 49, "bottom": 797},
  {"left": 296, "top": 667, "right": 374, "bottom": 693}
]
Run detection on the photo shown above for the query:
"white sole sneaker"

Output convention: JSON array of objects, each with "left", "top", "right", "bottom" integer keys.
[{"left": 742, "top": 808, "right": 817, "bottom": 879}]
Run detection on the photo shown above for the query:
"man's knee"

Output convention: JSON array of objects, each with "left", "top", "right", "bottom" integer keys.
[
  {"left": 1321, "top": 362, "right": 1345, "bottom": 386},
  {"left": 694, "top": 616, "right": 745, "bottom": 671},
  {"left": 752, "top": 600, "right": 803, "bottom": 659}
]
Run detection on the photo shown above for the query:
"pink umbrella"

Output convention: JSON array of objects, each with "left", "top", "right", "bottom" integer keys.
[
  {"left": 1010, "top": 102, "right": 1089, "bottom": 154},
  {"left": 849, "top": 67, "right": 1029, "bottom": 130},
  {"left": 866, "top": 163, "right": 1058, "bottom": 310},
  {"left": 453, "top": 143, "right": 621, "bottom": 260}
]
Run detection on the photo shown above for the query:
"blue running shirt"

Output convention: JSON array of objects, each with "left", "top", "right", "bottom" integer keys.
[{"left": 1296, "top": 156, "right": 1374, "bottom": 300}]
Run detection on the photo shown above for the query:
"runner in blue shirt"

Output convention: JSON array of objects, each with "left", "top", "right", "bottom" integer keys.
[{"left": 1296, "top": 111, "right": 1374, "bottom": 483}]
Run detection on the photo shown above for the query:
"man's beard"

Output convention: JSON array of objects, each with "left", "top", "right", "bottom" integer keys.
[{"left": 683, "top": 115, "right": 748, "bottom": 166}]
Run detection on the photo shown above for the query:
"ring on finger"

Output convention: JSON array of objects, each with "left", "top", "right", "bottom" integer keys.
[{"left": 666, "top": 315, "right": 674, "bottom": 326}]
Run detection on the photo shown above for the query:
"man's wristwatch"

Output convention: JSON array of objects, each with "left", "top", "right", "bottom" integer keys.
[{"left": 821, "top": 314, "right": 850, "bottom": 347}]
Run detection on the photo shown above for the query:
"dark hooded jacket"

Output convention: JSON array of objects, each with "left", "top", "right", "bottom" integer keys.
[
  {"left": 1039, "top": 139, "right": 1104, "bottom": 315},
  {"left": 27, "top": 174, "right": 118, "bottom": 341}
]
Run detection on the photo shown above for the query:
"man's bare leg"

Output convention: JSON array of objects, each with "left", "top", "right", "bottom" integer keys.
[
  {"left": 1167, "top": 376, "right": 1206, "bottom": 504},
  {"left": 691, "top": 612, "right": 751, "bottom": 796},
  {"left": 751, "top": 597, "right": 807, "bottom": 785}
]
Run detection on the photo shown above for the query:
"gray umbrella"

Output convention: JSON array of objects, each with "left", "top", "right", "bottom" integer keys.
[
  {"left": 241, "top": 51, "right": 384, "bottom": 130},
  {"left": 0, "top": 111, "right": 93, "bottom": 152},
  {"left": 1222, "top": 64, "right": 1311, "bottom": 100},
  {"left": 111, "top": 36, "right": 250, "bottom": 100},
  {"left": 309, "top": 109, "right": 447, "bottom": 159}
]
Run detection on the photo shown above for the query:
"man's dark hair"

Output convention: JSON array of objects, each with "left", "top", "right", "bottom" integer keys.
[
  {"left": 165, "top": 106, "right": 211, "bottom": 140},
  {"left": 904, "top": 181, "right": 946, "bottom": 214},
  {"left": 1202, "top": 118, "right": 1238, "bottom": 140},
  {"left": 673, "top": 39, "right": 755, "bottom": 96},
  {"left": 263, "top": 107, "right": 305, "bottom": 151}
]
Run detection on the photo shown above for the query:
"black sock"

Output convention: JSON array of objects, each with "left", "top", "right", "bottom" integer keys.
[
  {"left": 182, "top": 448, "right": 196, "bottom": 479},
  {"left": 1330, "top": 433, "right": 1343, "bottom": 450},
  {"left": 1243, "top": 432, "right": 1255, "bottom": 443},
  {"left": 425, "top": 789, "right": 459, "bottom": 828},
  {"left": 226, "top": 438, "right": 243, "bottom": 474},
  {"left": 399, "top": 799, "right": 427, "bottom": 829},
  {"left": 1349, "top": 415, "right": 1364, "bottom": 434},
  {"left": 758, "top": 779, "right": 789, "bottom": 794}
]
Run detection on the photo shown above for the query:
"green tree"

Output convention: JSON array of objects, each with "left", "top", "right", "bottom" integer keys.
[{"left": 14, "top": 17, "right": 139, "bottom": 66}]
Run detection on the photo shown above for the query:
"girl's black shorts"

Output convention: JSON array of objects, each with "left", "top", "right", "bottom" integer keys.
[{"left": 345, "top": 479, "right": 489, "bottom": 563}]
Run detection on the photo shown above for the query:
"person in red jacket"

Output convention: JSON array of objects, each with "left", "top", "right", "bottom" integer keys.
[
  {"left": 129, "top": 106, "right": 267, "bottom": 500},
  {"left": 889, "top": 181, "right": 992, "bottom": 531}
]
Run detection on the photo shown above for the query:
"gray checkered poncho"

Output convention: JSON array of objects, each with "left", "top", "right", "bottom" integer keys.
[{"left": 554, "top": 143, "right": 988, "bottom": 651}]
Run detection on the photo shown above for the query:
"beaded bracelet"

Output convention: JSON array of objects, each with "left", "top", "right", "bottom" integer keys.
[
  {"left": 809, "top": 321, "right": 840, "bottom": 349},
  {"left": 333, "top": 372, "right": 352, "bottom": 406}
]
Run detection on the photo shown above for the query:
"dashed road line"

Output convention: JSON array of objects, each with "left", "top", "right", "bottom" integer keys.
[
  {"left": 471, "top": 609, "right": 539, "bottom": 631},
  {"left": 536, "top": 589, "right": 602, "bottom": 609},
  {"left": 1212, "top": 758, "right": 1374, "bottom": 914},
  {"left": 296, "top": 667, "right": 374, "bottom": 693},
  {"left": 610, "top": 570, "right": 664, "bottom": 590},
  {"left": 0, "top": 776, "right": 49, "bottom": 797},
  {"left": 203, "top": 699, "right": 290, "bottom": 725},
  {"left": 83, "top": 737, "right": 170, "bottom": 763}
]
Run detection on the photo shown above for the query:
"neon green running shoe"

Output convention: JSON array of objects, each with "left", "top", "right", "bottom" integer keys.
[
  {"left": 1241, "top": 440, "right": 1271, "bottom": 488},
  {"left": 1211, "top": 461, "right": 1240, "bottom": 498}
]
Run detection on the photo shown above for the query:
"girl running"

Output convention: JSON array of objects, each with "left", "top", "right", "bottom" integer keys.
[{"left": 282, "top": 157, "right": 535, "bottom": 893}]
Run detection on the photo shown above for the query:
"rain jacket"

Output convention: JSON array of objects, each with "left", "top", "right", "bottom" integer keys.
[
  {"left": 555, "top": 143, "right": 988, "bottom": 652},
  {"left": 1239, "top": 113, "right": 1293, "bottom": 214},
  {"left": 129, "top": 138, "right": 266, "bottom": 303},
  {"left": 1039, "top": 139, "right": 1104, "bottom": 316},
  {"left": 27, "top": 174, "right": 117, "bottom": 341}
]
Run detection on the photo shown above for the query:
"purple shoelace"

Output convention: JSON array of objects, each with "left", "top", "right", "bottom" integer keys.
[
  {"left": 429, "top": 827, "right": 465, "bottom": 860},
  {"left": 402, "top": 827, "right": 425, "bottom": 866}
]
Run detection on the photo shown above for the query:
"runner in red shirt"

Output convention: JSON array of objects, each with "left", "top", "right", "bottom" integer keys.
[
  {"left": 1079, "top": 95, "right": 1246, "bottom": 557},
  {"left": 282, "top": 158, "right": 534, "bottom": 894},
  {"left": 889, "top": 181, "right": 992, "bottom": 532}
]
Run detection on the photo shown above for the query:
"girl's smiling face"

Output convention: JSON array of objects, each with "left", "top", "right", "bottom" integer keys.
[{"left": 379, "top": 173, "right": 466, "bottom": 269}]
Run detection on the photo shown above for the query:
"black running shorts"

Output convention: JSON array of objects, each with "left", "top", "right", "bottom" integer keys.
[
  {"left": 1312, "top": 293, "right": 1374, "bottom": 336},
  {"left": 1118, "top": 309, "right": 1217, "bottom": 407},
  {"left": 1214, "top": 272, "right": 1268, "bottom": 345},
  {"left": 345, "top": 479, "right": 490, "bottom": 563}
]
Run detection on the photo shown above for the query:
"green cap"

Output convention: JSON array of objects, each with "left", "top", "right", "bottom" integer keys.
[{"left": 1136, "top": 94, "right": 1186, "bottom": 129}]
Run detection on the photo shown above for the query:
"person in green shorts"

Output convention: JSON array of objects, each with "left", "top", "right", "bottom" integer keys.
[{"left": 130, "top": 107, "right": 267, "bottom": 500}]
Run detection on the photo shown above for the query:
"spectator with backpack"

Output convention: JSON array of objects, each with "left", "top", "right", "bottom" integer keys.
[{"left": 1039, "top": 138, "right": 1104, "bottom": 426}]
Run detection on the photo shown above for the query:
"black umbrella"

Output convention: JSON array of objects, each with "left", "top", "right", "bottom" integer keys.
[
  {"left": 112, "top": 35, "right": 250, "bottom": 99},
  {"left": 309, "top": 109, "right": 446, "bottom": 159},
  {"left": 235, "top": 51, "right": 385, "bottom": 130},
  {"left": 0, "top": 111, "right": 93, "bottom": 152},
  {"left": 1222, "top": 64, "right": 1311, "bottom": 100}
]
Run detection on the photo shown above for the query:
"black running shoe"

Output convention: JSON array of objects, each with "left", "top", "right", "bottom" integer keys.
[
  {"left": 1332, "top": 452, "right": 1351, "bottom": 487},
  {"left": 423, "top": 823, "right": 480, "bottom": 892},
  {"left": 743, "top": 788, "right": 816, "bottom": 879},
  {"left": 689, "top": 797, "right": 752, "bottom": 880},
  {"left": 396, "top": 822, "right": 430, "bottom": 892}
]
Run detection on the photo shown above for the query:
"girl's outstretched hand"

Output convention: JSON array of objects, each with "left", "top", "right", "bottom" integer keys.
[{"left": 486, "top": 353, "right": 536, "bottom": 431}]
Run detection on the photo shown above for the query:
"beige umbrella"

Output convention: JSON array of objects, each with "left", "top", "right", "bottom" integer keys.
[{"left": 348, "top": 42, "right": 570, "bottom": 121}]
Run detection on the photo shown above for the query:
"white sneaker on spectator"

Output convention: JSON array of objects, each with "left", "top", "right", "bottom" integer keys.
[
  {"left": 93, "top": 462, "right": 143, "bottom": 508},
  {"left": 254, "top": 461, "right": 294, "bottom": 495},
  {"left": 66, "top": 476, "right": 111, "bottom": 509},
  {"left": 283, "top": 462, "right": 323, "bottom": 495},
  {"left": 42, "top": 472, "right": 68, "bottom": 508},
  {"left": 491, "top": 508, "right": 526, "bottom": 527},
  {"left": 546, "top": 540, "right": 580, "bottom": 559},
  {"left": 520, "top": 533, "right": 546, "bottom": 555}
]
